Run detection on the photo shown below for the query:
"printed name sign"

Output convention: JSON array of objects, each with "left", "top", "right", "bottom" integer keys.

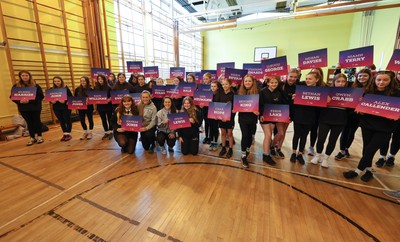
[
  {"left": 127, "top": 61, "right": 143, "bottom": 73},
  {"left": 67, "top": 97, "right": 87, "bottom": 110},
  {"left": 328, "top": 87, "right": 364, "bottom": 109},
  {"left": 386, "top": 49, "right": 400, "bottom": 71},
  {"left": 263, "top": 104, "right": 290, "bottom": 123},
  {"left": 144, "top": 66, "right": 159, "bottom": 78},
  {"left": 121, "top": 115, "right": 142, "bottom": 132},
  {"left": 11, "top": 87, "right": 37, "bottom": 100},
  {"left": 168, "top": 112, "right": 191, "bottom": 130},
  {"left": 111, "top": 90, "right": 129, "bottom": 104},
  {"left": 46, "top": 88, "right": 67, "bottom": 102},
  {"left": 294, "top": 85, "right": 329, "bottom": 107},
  {"left": 193, "top": 91, "right": 213, "bottom": 106},
  {"left": 217, "top": 62, "right": 235, "bottom": 77},
  {"left": 225, "top": 68, "right": 248, "bottom": 85},
  {"left": 152, "top": 85, "right": 166, "bottom": 99},
  {"left": 355, "top": 94, "right": 400, "bottom": 120},
  {"left": 197, "top": 84, "right": 211, "bottom": 92},
  {"left": 243, "top": 63, "right": 263, "bottom": 79},
  {"left": 233, "top": 94, "right": 259, "bottom": 113},
  {"left": 165, "top": 85, "right": 181, "bottom": 98},
  {"left": 339, "top": 46, "right": 374, "bottom": 68},
  {"left": 87, "top": 91, "right": 108, "bottom": 104},
  {"left": 130, "top": 93, "right": 141, "bottom": 104},
  {"left": 170, "top": 67, "right": 185, "bottom": 78},
  {"left": 298, "top": 48, "right": 328, "bottom": 69},
  {"left": 261, "top": 56, "right": 288, "bottom": 77},
  {"left": 91, "top": 68, "right": 110, "bottom": 81},
  {"left": 179, "top": 82, "right": 196, "bottom": 97},
  {"left": 208, "top": 102, "right": 232, "bottom": 121}
]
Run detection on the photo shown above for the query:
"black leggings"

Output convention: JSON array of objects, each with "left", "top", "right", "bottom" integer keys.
[
  {"left": 209, "top": 119, "right": 219, "bottom": 142},
  {"left": 357, "top": 128, "right": 391, "bottom": 171},
  {"left": 309, "top": 111, "right": 320, "bottom": 147},
  {"left": 380, "top": 124, "right": 400, "bottom": 156},
  {"left": 114, "top": 131, "right": 138, "bottom": 154},
  {"left": 141, "top": 127, "right": 156, "bottom": 150},
  {"left": 157, "top": 131, "right": 176, "bottom": 148},
  {"left": 181, "top": 134, "right": 199, "bottom": 155},
  {"left": 316, "top": 123, "right": 343, "bottom": 156},
  {"left": 239, "top": 122, "right": 256, "bottom": 152},
  {"left": 202, "top": 107, "right": 210, "bottom": 139},
  {"left": 340, "top": 117, "right": 359, "bottom": 151},
  {"left": 20, "top": 111, "right": 42, "bottom": 138},
  {"left": 78, "top": 109, "right": 94, "bottom": 130},
  {"left": 98, "top": 110, "right": 113, "bottom": 132},
  {"left": 53, "top": 109, "right": 72, "bottom": 133},
  {"left": 292, "top": 123, "right": 312, "bottom": 152}
]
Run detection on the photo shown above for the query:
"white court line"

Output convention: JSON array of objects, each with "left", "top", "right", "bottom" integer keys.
[{"left": 0, "top": 154, "right": 129, "bottom": 230}]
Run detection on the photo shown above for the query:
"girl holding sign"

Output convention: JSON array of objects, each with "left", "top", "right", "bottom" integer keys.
[
  {"left": 95, "top": 75, "right": 113, "bottom": 140},
  {"left": 111, "top": 96, "right": 139, "bottom": 154},
  {"left": 201, "top": 72, "right": 212, "bottom": 144},
  {"left": 177, "top": 97, "right": 202, "bottom": 155},
  {"left": 138, "top": 90, "right": 157, "bottom": 153},
  {"left": 236, "top": 75, "right": 260, "bottom": 168},
  {"left": 343, "top": 71, "right": 400, "bottom": 182},
  {"left": 51, "top": 76, "right": 73, "bottom": 141},
  {"left": 75, "top": 76, "right": 95, "bottom": 140},
  {"left": 208, "top": 81, "right": 221, "bottom": 151},
  {"left": 156, "top": 97, "right": 177, "bottom": 154},
  {"left": 113, "top": 73, "right": 134, "bottom": 92},
  {"left": 133, "top": 75, "right": 151, "bottom": 94},
  {"left": 11, "top": 71, "right": 45, "bottom": 146},
  {"left": 311, "top": 74, "right": 348, "bottom": 168}
]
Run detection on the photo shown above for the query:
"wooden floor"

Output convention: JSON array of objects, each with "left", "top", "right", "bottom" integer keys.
[{"left": 0, "top": 115, "right": 399, "bottom": 241}]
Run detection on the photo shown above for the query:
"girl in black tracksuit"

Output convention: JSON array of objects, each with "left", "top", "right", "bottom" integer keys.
[
  {"left": 177, "top": 96, "right": 203, "bottom": 155},
  {"left": 95, "top": 74, "right": 113, "bottom": 140},
  {"left": 344, "top": 71, "right": 400, "bottom": 182},
  {"left": 11, "top": 70, "right": 45, "bottom": 146},
  {"left": 208, "top": 81, "right": 221, "bottom": 151},
  {"left": 310, "top": 74, "right": 348, "bottom": 168},
  {"left": 75, "top": 76, "right": 95, "bottom": 140},
  {"left": 51, "top": 76, "right": 73, "bottom": 141},
  {"left": 291, "top": 71, "right": 324, "bottom": 165},
  {"left": 236, "top": 74, "right": 260, "bottom": 168},
  {"left": 201, "top": 72, "right": 212, "bottom": 144}
]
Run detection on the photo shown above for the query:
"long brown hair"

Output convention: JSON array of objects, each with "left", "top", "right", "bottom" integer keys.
[
  {"left": 95, "top": 74, "right": 110, "bottom": 91},
  {"left": 353, "top": 68, "right": 372, "bottom": 88},
  {"left": 307, "top": 71, "right": 325, "bottom": 86},
  {"left": 181, "top": 96, "right": 198, "bottom": 123},
  {"left": 238, "top": 74, "right": 260, "bottom": 95},
  {"left": 365, "top": 71, "right": 397, "bottom": 96},
  {"left": 332, "top": 73, "right": 348, "bottom": 87},
  {"left": 116, "top": 96, "right": 138, "bottom": 117},
  {"left": 16, "top": 70, "right": 36, "bottom": 87},
  {"left": 78, "top": 76, "right": 91, "bottom": 96},
  {"left": 52, "top": 76, "right": 65, "bottom": 88}
]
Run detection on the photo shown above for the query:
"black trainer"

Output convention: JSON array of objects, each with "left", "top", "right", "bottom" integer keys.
[
  {"left": 375, "top": 158, "right": 386, "bottom": 167},
  {"left": 343, "top": 170, "right": 358, "bottom": 179},
  {"left": 219, "top": 147, "right": 227, "bottom": 156},
  {"left": 241, "top": 156, "right": 249, "bottom": 168},
  {"left": 203, "top": 137, "right": 209, "bottom": 144},
  {"left": 290, "top": 153, "right": 296, "bottom": 163},
  {"left": 296, "top": 154, "right": 305, "bottom": 165},
  {"left": 386, "top": 157, "right": 395, "bottom": 167},
  {"left": 270, "top": 147, "right": 276, "bottom": 157},
  {"left": 360, "top": 170, "right": 373, "bottom": 182},
  {"left": 276, "top": 149, "right": 285, "bottom": 159},
  {"left": 226, "top": 148, "right": 233, "bottom": 158},
  {"left": 263, "top": 154, "right": 276, "bottom": 165},
  {"left": 335, "top": 152, "right": 345, "bottom": 161}
]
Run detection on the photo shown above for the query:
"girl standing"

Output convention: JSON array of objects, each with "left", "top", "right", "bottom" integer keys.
[
  {"left": 172, "top": 76, "right": 184, "bottom": 110},
  {"left": 51, "top": 76, "right": 73, "bottom": 141},
  {"left": 112, "top": 73, "right": 134, "bottom": 92},
  {"left": 75, "top": 76, "right": 94, "bottom": 140},
  {"left": 95, "top": 74, "right": 113, "bottom": 140},
  {"left": 152, "top": 77, "right": 164, "bottom": 111},
  {"left": 107, "top": 73, "right": 116, "bottom": 88},
  {"left": 156, "top": 97, "right": 177, "bottom": 154},
  {"left": 201, "top": 72, "right": 212, "bottom": 144},
  {"left": 208, "top": 81, "right": 220, "bottom": 151},
  {"left": 138, "top": 90, "right": 157, "bottom": 153},
  {"left": 133, "top": 74, "right": 151, "bottom": 93}
]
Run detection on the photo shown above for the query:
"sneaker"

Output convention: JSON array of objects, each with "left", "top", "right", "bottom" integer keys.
[
  {"left": 101, "top": 133, "right": 109, "bottom": 140},
  {"left": 64, "top": 135, "right": 72, "bottom": 141},
  {"left": 80, "top": 133, "right": 88, "bottom": 140},
  {"left": 219, "top": 147, "right": 227, "bottom": 156},
  {"left": 270, "top": 147, "right": 276, "bottom": 157},
  {"left": 203, "top": 137, "right": 209, "bottom": 144},
  {"left": 343, "top": 170, "right": 358, "bottom": 179},
  {"left": 360, "top": 170, "right": 373, "bottom": 182},
  {"left": 290, "top": 153, "right": 296, "bottom": 163},
  {"left": 276, "top": 150, "right": 285, "bottom": 159},
  {"left": 321, "top": 155, "right": 329, "bottom": 168},
  {"left": 241, "top": 156, "right": 249, "bottom": 168},
  {"left": 335, "top": 152, "right": 345, "bottom": 161},
  {"left": 168, "top": 147, "right": 174, "bottom": 152},
  {"left": 344, "top": 149, "right": 350, "bottom": 158},
  {"left": 383, "top": 190, "right": 400, "bottom": 200},
  {"left": 263, "top": 154, "right": 276, "bottom": 166},
  {"left": 307, "top": 146, "right": 314, "bottom": 156},
  {"left": 386, "top": 157, "right": 395, "bottom": 167},
  {"left": 226, "top": 148, "right": 233, "bottom": 158},
  {"left": 36, "top": 136, "right": 44, "bottom": 144},
  {"left": 86, "top": 133, "right": 93, "bottom": 140},
  {"left": 209, "top": 143, "right": 214, "bottom": 151},
  {"left": 296, "top": 154, "right": 305, "bottom": 165},
  {"left": 26, "top": 138, "right": 37, "bottom": 146},
  {"left": 375, "top": 158, "right": 386, "bottom": 168},
  {"left": 310, "top": 153, "right": 321, "bottom": 164},
  {"left": 161, "top": 147, "right": 167, "bottom": 155},
  {"left": 60, "top": 135, "right": 66, "bottom": 141}
]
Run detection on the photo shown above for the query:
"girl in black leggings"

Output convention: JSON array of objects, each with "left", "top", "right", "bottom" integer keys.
[
  {"left": 95, "top": 74, "right": 113, "bottom": 140},
  {"left": 75, "top": 76, "right": 94, "bottom": 140},
  {"left": 51, "top": 76, "right": 73, "bottom": 141}
]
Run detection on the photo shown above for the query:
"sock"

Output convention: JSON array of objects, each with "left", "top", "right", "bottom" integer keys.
[
  {"left": 380, "top": 155, "right": 385, "bottom": 159},
  {"left": 246, "top": 147, "right": 250, "bottom": 152},
  {"left": 365, "top": 167, "right": 372, "bottom": 171},
  {"left": 388, "top": 154, "right": 394, "bottom": 158},
  {"left": 263, "top": 152, "right": 269, "bottom": 156},
  {"left": 89, "top": 129, "right": 93, "bottom": 133},
  {"left": 355, "top": 169, "right": 362, "bottom": 174},
  {"left": 241, "top": 151, "right": 246, "bottom": 157}
]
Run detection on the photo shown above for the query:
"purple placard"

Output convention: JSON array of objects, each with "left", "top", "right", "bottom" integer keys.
[
  {"left": 45, "top": 88, "right": 66, "bottom": 102},
  {"left": 200, "top": 70, "right": 217, "bottom": 82},
  {"left": 168, "top": 112, "right": 191, "bottom": 130},
  {"left": 225, "top": 68, "right": 248, "bottom": 85},
  {"left": 355, "top": 94, "right": 400, "bottom": 120},
  {"left": 193, "top": 91, "right": 213, "bottom": 106},
  {"left": 10, "top": 87, "right": 37, "bottom": 100},
  {"left": 179, "top": 82, "right": 196, "bottom": 97},
  {"left": 339, "top": 46, "right": 374, "bottom": 68},
  {"left": 233, "top": 94, "right": 259, "bottom": 112},
  {"left": 197, "top": 84, "right": 211, "bottom": 92},
  {"left": 87, "top": 91, "right": 108, "bottom": 104},
  {"left": 261, "top": 56, "right": 288, "bottom": 77},
  {"left": 127, "top": 61, "right": 143, "bottom": 73},
  {"left": 152, "top": 85, "right": 166, "bottom": 99},
  {"left": 298, "top": 48, "right": 328, "bottom": 69},
  {"left": 144, "top": 66, "right": 159, "bottom": 78},
  {"left": 208, "top": 102, "right": 232, "bottom": 121},
  {"left": 170, "top": 67, "right": 185, "bottom": 79},
  {"left": 328, "top": 87, "right": 364, "bottom": 109},
  {"left": 121, "top": 115, "right": 142, "bottom": 132},
  {"left": 91, "top": 68, "right": 110, "bottom": 81},
  {"left": 165, "top": 85, "right": 180, "bottom": 98},
  {"left": 217, "top": 62, "right": 235, "bottom": 77},
  {"left": 111, "top": 90, "right": 129, "bottom": 104},
  {"left": 263, "top": 104, "right": 290, "bottom": 123},
  {"left": 67, "top": 96, "right": 87, "bottom": 110},
  {"left": 130, "top": 93, "right": 141, "bottom": 105},
  {"left": 294, "top": 85, "right": 329, "bottom": 107},
  {"left": 386, "top": 49, "right": 400, "bottom": 71},
  {"left": 243, "top": 63, "right": 263, "bottom": 80}
]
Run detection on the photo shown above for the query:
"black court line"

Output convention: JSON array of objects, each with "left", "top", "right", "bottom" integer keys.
[{"left": 47, "top": 210, "right": 106, "bottom": 242}]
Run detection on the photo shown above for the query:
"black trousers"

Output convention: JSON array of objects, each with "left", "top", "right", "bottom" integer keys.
[
  {"left": 20, "top": 111, "right": 42, "bottom": 138},
  {"left": 316, "top": 123, "right": 343, "bottom": 156},
  {"left": 380, "top": 124, "right": 400, "bottom": 156},
  {"left": 78, "top": 109, "right": 94, "bottom": 130},
  {"left": 98, "top": 110, "right": 113, "bottom": 132},
  {"left": 157, "top": 131, "right": 176, "bottom": 148},
  {"left": 181, "top": 134, "right": 199, "bottom": 155},
  {"left": 340, "top": 117, "right": 359, "bottom": 150},
  {"left": 141, "top": 127, "right": 156, "bottom": 150},
  {"left": 53, "top": 109, "right": 72, "bottom": 133},
  {"left": 239, "top": 122, "right": 256, "bottom": 152},
  {"left": 202, "top": 107, "right": 210, "bottom": 139},
  {"left": 357, "top": 127, "right": 391, "bottom": 171},
  {"left": 292, "top": 123, "right": 312, "bottom": 152},
  {"left": 209, "top": 119, "right": 219, "bottom": 142}
]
